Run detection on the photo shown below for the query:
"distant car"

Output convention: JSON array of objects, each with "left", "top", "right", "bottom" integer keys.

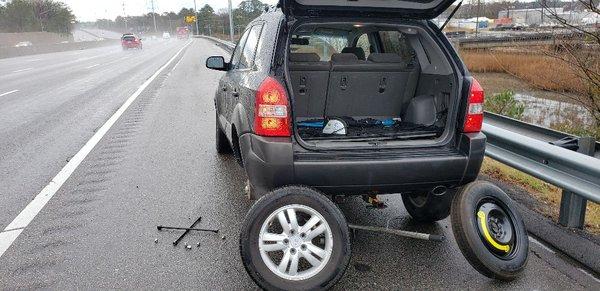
[
  {"left": 162, "top": 32, "right": 171, "bottom": 39},
  {"left": 176, "top": 27, "right": 190, "bottom": 39},
  {"left": 14, "top": 41, "right": 32, "bottom": 47},
  {"left": 121, "top": 34, "right": 142, "bottom": 50}
]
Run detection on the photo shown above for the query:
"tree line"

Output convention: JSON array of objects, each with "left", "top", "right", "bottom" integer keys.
[
  {"left": 0, "top": 0, "right": 75, "bottom": 34},
  {"left": 91, "top": 0, "right": 268, "bottom": 37}
]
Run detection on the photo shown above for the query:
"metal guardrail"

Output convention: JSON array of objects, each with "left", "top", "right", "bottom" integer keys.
[
  {"left": 483, "top": 112, "right": 599, "bottom": 228},
  {"left": 199, "top": 36, "right": 600, "bottom": 228},
  {"left": 485, "top": 112, "right": 600, "bottom": 158},
  {"left": 199, "top": 35, "right": 236, "bottom": 50},
  {"left": 483, "top": 124, "right": 599, "bottom": 202}
]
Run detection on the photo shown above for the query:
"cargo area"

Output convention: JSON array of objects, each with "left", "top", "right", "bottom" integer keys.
[{"left": 287, "top": 22, "right": 458, "bottom": 148}]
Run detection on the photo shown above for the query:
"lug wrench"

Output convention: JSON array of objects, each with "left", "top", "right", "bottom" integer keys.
[
  {"left": 157, "top": 217, "right": 205, "bottom": 246},
  {"left": 157, "top": 226, "right": 219, "bottom": 234}
]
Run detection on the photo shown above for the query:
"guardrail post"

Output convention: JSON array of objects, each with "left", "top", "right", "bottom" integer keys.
[{"left": 558, "top": 137, "right": 596, "bottom": 228}]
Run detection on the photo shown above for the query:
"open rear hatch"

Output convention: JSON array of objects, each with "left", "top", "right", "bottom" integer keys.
[
  {"left": 279, "top": 0, "right": 456, "bottom": 19},
  {"left": 285, "top": 4, "right": 461, "bottom": 149}
]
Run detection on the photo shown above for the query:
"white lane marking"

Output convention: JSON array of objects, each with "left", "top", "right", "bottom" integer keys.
[
  {"left": 0, "top": 40, "right": 193, "bottom": 258},
  {"left": 12, "top": 68, "right": 33, "bottom": 73},
  {"left": 578, "top": 268, "right": 600, "bottom": 283},
  {"left": 528, "top": 236, "right": 556, "bottom": 254},
  {"left": 0, "top": 90, "right": 19, "bottom": 97},
  {"left": 86, "top": 64, "right": 100, "bottom": 69},
  {"left": 170, "top": 56, "right": 184, "bottom": 73},
  {"left": 25, "top": 58, "right": 42, "bottom": 62}
]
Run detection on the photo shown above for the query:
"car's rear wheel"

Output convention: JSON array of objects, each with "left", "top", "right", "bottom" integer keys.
[
  {"left": 215, "top": 112, "right": 231, "bottom": 154},
  {"left": 240, "top": 186, "right": 351, "bottom": 290},
  {"left": 402, "top": 189, "right": 454, "bottom": 222},
  {"left": 451, "top": 181, "right": 528, "bottom": 281}
]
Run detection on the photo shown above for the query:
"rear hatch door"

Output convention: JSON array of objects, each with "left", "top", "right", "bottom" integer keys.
[{"left": 280, "top": 0, "right": 456, "bottom": 19}]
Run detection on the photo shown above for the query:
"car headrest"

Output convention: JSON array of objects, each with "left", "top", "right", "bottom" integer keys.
[
  {"left": 331, "top": 53, "right": 359, "bottom": 63},
  {"left": 341, "top": 47, "right": 366, "bottom": 60},
  {"left": 368, "top": 53, "right": 405, "bottom": 63},
  {"left": 289, "top": 53, "right": 321, "bottom": 62}
]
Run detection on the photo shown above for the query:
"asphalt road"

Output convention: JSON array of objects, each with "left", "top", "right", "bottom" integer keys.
[{"left": 0, "top": 39, "right": 598, "bottom": 289}]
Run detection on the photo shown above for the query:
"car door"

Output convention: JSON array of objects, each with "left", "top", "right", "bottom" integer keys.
[
  {"left": 224, "top": 23, "right": 265, "bottom": 133},
  {"left": 217, "top": 28, "right": 251, "bottom": 137}
]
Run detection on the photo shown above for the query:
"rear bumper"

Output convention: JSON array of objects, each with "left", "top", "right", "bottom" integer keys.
[{"left": 239, "top": 133, "right": 486, "bottom": 196}]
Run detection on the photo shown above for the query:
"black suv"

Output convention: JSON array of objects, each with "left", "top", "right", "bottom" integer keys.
[
  {"left": 208, "top": 0, "right": 484, "bottom": 202},
  {"left": 206, "top": 1, "right": 527, "bottom": 290}
]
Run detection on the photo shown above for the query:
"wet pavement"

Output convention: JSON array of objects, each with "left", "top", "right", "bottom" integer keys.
[{"left": 0, "top": 39, "right": 598, "bottom": 289}]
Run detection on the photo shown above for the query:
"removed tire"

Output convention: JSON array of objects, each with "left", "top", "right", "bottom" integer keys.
[
  {"left": 451, "top": 181, "right": 528, "bottom": 281},
  {"left": 240, "top": 186, "right": 351, "bottom": 290},
  {"left": 215, "top": 112, "right": 231, "bottom": 154},
  {"left": 402, "top": 188, "right": 455, "bottom": 222}
]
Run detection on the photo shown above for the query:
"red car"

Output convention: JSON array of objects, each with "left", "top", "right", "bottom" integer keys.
[{"left": 121, "top": 34, "right": 142, "bottom": 50}]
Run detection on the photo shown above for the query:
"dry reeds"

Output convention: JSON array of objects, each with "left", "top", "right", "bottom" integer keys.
[{"left": 460, "top": 50, "right": 586, "bottom": 94}]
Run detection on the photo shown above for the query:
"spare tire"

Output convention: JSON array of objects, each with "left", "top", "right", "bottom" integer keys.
[{"left": 451, "top": 181, "right": 528, "bottom": 281}]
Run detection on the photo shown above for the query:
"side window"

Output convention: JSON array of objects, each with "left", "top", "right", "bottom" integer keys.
[
  {"left": 238, "top": 24, "right": 263, "bottom": 69},
  {"left": 356, "top": 34, "right": 372, "bottom": 59},
  {"left": 378, "top": 31, "right": 415, "bottom": 63},
  {"left": 231, "top": 27, "right": 251, "bottom": 67}
]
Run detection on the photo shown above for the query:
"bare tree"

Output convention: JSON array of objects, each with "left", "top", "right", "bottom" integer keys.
[{"left": 539, "top": 0, "right": 600, "bottom": 135}]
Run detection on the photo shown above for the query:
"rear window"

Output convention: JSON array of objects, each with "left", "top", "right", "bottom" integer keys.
[
  {"left": 122, "top": 36, "right": 135, "bottom": 41},
  {"left": 291, "top": 29, "right": 349, "bottom": 61},
  {"left": 378, "top": 31, "right": 415, "bottom": 63}
]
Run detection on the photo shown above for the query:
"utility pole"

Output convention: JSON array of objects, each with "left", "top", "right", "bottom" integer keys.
[
  {"left": 122, "top": 1, "right": 128, "bottom": 31},
  {"left": 151, "top": 0, "right": 157, "bottom": 33},
  {"left": 475, "top": 0, "right": 480, "bottom": 38},
  {"left": 193, "top": 0, "right": 200, "bottom": 36},
  {"left": 228, "top": 0, "right": 234, "bottom": 42}
]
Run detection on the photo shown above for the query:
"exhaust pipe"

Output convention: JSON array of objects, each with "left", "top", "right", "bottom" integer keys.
[{"left": 431, "top": 185, "right": 447, "bottom": 196}]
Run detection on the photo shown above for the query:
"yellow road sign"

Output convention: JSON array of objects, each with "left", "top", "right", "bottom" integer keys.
[{"left": 185, "top": 15, "right": 197, "bottom": 24}]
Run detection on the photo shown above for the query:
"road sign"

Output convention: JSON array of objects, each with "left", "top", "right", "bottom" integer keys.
[{"left": 185, "top": 15, "right": 197, "bottom": 24}]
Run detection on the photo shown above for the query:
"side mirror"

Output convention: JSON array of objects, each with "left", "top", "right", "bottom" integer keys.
[{"left": 206, "top": 56, "right": 229, "bottom": 71}]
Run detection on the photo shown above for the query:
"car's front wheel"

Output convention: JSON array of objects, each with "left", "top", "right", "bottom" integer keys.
[{"left": 240, "top": 186, "right": 351, "bottom": 290}]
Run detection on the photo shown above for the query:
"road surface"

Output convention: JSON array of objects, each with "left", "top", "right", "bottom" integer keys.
[{"left": 0, "top": 39, "right": 598, "bottom": 289}]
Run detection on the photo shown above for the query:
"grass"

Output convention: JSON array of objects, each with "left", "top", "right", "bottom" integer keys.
[
  {"left": 481, "top": 158, "right": 600, "bottom": 235},
  {"left": 460, "top": 50, "right": 585, "bottom": 95}
]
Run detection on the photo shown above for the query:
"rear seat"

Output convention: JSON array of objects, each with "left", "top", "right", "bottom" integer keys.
[
  {"left": 289, "top": 51, "right": 420, "bottom": 120},
  {"left": 288, "top": 53, "right": 330, "bottom": 118},
  {"left": 325, "top": 52, "right": 420, "bottom": 118}
]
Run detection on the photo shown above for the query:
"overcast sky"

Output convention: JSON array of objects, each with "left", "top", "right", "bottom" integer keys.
[{"left": 59, "top": 0, "right": 279, "bottom": 22}]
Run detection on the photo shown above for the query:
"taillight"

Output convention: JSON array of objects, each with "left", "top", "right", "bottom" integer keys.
[
  {"left": 254, "top": 76, "right": 291, "bottom": 137},
  {"left": 463, "top": 78, "right": 485, "bottom": 133}
]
